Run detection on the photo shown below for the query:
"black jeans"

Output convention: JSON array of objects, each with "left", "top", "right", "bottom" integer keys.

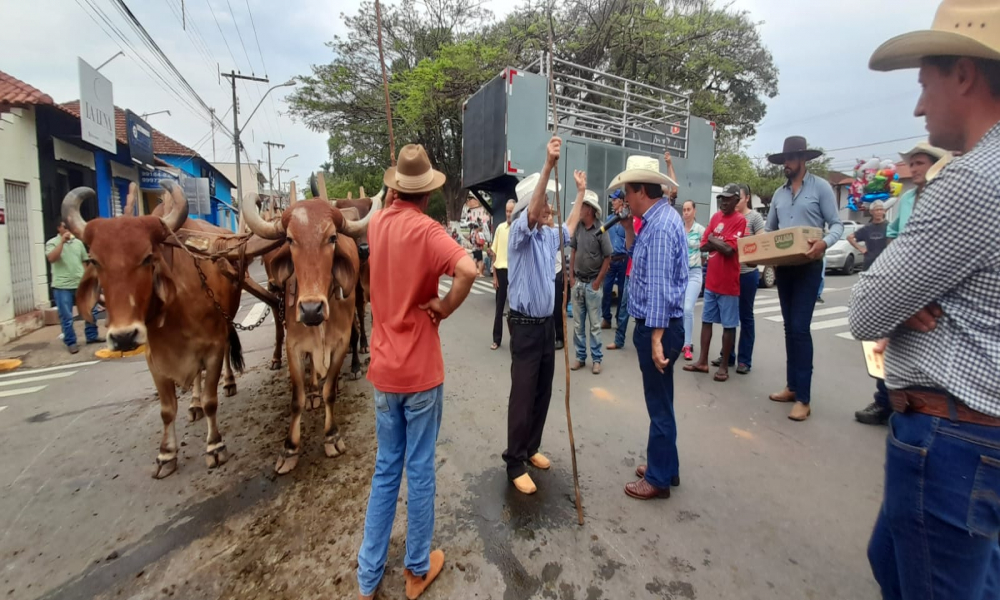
[
  {"left": 503, "top": 315, "right": 555, "bottom": 479},
  {"left": 554, "top": 271, "right": 565, "bottom": 344},
  {"left": 493, "top": 268, "right": 509, "bottom": 345},
  {"left": 775, "top": 260, "right": 823, "bottom": 404}
]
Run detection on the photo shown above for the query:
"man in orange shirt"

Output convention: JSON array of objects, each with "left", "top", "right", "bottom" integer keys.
[{"left": 357, "top": 145, "right": 477, "bottom": 600}]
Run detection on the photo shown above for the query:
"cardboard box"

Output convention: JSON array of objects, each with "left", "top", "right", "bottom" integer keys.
[{"left": 738, "top": 227, "right": 824, "bottom": 266}]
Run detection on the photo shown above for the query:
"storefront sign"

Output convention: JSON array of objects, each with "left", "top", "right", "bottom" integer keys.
[
  {"left": 126, "top": 110, "right": 154, "bottom": 167},
  {"left": 78, "top": 58, "right": 117, "bottom": 153},
  {"left": 140, "top": 168, "right": 179, "bottom": 190}
]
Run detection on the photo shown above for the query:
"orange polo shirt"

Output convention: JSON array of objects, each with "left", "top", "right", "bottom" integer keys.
[{"left": 367, "top": 201, "right": 467, "bottom": 393}]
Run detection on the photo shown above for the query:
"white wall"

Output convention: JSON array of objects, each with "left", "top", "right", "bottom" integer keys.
[{"left": 0, "top": 106, "right": 47, "bottom": 341}]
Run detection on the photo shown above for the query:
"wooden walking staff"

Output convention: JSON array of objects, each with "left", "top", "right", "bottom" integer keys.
[
  {"left": 374, "top": 0, "right": 397, "bottom": 166},
  {"left": 548, "top": 10, "right": 584, "bottom": 526}
]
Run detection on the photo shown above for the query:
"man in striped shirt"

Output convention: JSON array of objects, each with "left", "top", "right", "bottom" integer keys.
[
  {"left": 609, "top": 155, "right": 688, "bottom": 500},
  {"left": 503, "top": 137, "right": 584, "bottom": 495}
]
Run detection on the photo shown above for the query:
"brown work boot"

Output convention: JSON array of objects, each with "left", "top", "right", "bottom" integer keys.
[
  {"left": 769, "top": 388, "right": 796, "bottom": 403},
  {"left": 529, "top": 453, "right": 551, "bottom": 470},
  {"left": 570, "top": 360, "right": 585, "bottom": 371},
  {"left": 788, "top": 401, "right": 811, "bottom": 422},
  {"left": 624, "top": 478, "right": 670, "bottom": 500},
  {"left": 601, "top": 319, "right": 612, "bottom": 329},
  {"left": 512, "top": 473, "right": 537, "bottom": 494},
  {"left": 592, "top": 362, "right": 602, "bottom": 375},
  {"left": 404, "top": 549, "right": 445, "bottom": 599}
]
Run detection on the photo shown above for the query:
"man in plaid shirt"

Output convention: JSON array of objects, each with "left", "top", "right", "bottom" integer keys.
[{"left": 852, "top": 2, "right": 1000, "bottom": 597}]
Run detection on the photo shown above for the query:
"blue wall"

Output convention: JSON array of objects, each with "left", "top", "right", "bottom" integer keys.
[{"left": 160, "top": 154, "right": 234, "bottom": 229}]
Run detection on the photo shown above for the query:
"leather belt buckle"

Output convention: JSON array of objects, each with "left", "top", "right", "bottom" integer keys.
[{"left": 888, "top": 390, "right": 911, "bottom": 414}]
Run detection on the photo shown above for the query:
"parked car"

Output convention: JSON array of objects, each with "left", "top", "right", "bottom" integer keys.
[
  {"left": 758, "top": 264, "right": 776, "bottom": 288},
  {"left": 825, "top": 221, "right": 864, "bottom": 275}
]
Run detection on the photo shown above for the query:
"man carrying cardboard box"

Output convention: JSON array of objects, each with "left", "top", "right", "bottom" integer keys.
[{"left": 764, "top": 136, "right": 843, "bottom": 421}]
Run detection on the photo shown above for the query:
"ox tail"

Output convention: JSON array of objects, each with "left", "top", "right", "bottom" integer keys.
[{"left": 228, "top": 325, "right": 246, "bottom": 374}]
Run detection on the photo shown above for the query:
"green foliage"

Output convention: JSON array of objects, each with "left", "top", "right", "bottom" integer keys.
[{"left": 714, "top": 150, "right": 835, "bottom": 200}]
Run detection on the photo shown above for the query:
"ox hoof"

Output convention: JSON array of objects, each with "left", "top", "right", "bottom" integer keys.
[
  {"left": 270, "top": 360, "right": 282, "bottom": 371},
  {"left": 324, "top": 438, "right": 348, "bottom": 458},
  {"left": 349, "top": 370, "right": 363, "bottom": 381},
  {"left": 307, "top": 394, "right": 323, "bottom": 410},
  {"left": 153, "top": 456, "right": 178, "bottom": 479},
  {"left": 188, "top": 406, "right": 205, "bottom": 422},
  {"left": 274, "top": 452, "right": 300, "bottom": 475},
  {"left": 360, "top": 345, "right": 370, "bottom": 355},
  {"left": 205, "top": 444, "right": 229, "bottom": 469},
  {"left": 223, "top": 383, "right": 237, "bottom": 397}
]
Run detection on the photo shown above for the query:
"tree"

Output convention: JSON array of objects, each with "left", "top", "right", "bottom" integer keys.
[{"left": 714, "top": 150, "right": 834, "bottom": 201}]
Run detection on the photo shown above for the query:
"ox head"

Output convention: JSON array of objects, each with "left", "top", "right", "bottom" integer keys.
[
  {"left": 244, "top": 190, "right": 382, "bottom": 326},
  {"left": 62, "top": 182, "right": 188, "bottom": 351}
]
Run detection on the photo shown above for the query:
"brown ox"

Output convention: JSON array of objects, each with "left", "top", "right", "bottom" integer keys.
[
  {"left": 62, "top": 182, "right": 244, "bottom": 479},
  {"left": 333, "top": 197, "right": 374, "bottom": 379},
  {"left": 243, "top": 193, "right": 380, "bottom": 474}
]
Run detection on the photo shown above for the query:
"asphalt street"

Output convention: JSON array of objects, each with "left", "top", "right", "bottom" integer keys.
[{"left": 0, "top": 266, "right": 886, "bottom": 600}]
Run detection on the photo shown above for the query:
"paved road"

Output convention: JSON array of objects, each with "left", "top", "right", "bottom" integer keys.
[{"left": 0, "top": 267, "right": 885, "bottom": 599}]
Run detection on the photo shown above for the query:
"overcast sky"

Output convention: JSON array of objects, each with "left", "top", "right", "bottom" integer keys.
[{"left": 5, "top": 0, "right": 941, "bottom": 191}]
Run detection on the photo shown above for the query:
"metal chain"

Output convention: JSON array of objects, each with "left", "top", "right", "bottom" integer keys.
[{"left": 192, "top": 258, "right": 274, "bottom": 332}]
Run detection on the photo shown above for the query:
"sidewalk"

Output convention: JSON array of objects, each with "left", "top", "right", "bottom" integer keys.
[{"left": 0, "top": 313, "right": 139, "bottom": 371}]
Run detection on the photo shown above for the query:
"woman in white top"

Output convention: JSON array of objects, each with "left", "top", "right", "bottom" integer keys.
[{"left": 681, "top": 200, "right": 705, "bottom": 361}]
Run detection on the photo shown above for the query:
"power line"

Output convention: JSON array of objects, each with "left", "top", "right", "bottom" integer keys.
[
  {"left": 220, "top": 0, "right": 278, "bottom": 143},
  {"left": 824, "top": 134, "right": 927, "bottom": 154},
  {"left": 245, "top": 0, "right": 283, "bottom": 142}
]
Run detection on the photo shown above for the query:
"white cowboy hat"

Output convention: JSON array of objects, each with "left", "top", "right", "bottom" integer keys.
[
  {"left": 899, "top": 140, "right": 949, "bottom": 162},
  {"left": 513, "top": 172, "right": 558, "bottom": 215},
  {"left": 870, "top": 0, "right": 1000, "bottom": 71},
  {"left": 926, "top": 152, "right": 955, "bottom": 182},
  {"left": 606, "top": 155, "right": 677, "bottom": 191},
  {"left": 580, "top": 189, "right": 601, "bottom": 217}
]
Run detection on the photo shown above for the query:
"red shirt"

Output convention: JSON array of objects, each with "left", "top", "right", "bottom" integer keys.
[
  {"left": 626, "top": 216, "right": 642, "bottom": 276},
  {"left": 367, "top": 201, "right": 468, "bottom": 393},
  {"left": 702, "top": 211, "right": 746, "bottom": 296}
]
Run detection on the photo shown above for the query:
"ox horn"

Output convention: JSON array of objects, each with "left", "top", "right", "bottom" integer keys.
[
  {"left": 159, "top": 180, "right": 189, "bottom": 232},
  {"left": 243, "top": 191, "right": 285, "bottom": 239},
  {"left": 339, "top": 188, "right": 384, "bottom": 239},
  {"left": 61, "top": 187, "right": 96, "bottom": 240},
  {"left": 123, "top": 182, "right": 138, "bottom": 217}
]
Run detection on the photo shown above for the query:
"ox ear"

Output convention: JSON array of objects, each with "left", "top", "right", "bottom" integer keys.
[
  {"left": 153, "top": 256, "right": 178, "bottom": 306},
  {"left": 270, "top": 247, "right": 294, "bottom": 289},
  {"left": 333, "top": 235, "right": 360, "bottom": 298},
  {"left": 77, "top": 265, "right": 100, "bottom": 324}
]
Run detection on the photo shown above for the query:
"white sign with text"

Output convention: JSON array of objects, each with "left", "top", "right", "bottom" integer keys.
[{"left": 78, "top": 58, "right": 116, "bottom": 153}]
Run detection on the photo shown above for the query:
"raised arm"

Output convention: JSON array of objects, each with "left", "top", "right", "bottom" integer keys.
[
  {"left": 529, "top": 137, "right": 561, "bottom": 230},
  {"left": 564, "top": 169, "right": 586, "bottom": 238}
]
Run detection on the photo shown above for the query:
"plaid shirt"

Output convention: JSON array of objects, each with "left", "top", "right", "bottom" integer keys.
[
  {"left": 628, "top": 200, "right": 688, "bottom": 328},
  {"left": 507, "top": 210, "right": 571, "bottom": 318},
  {"left": 849, "top": 122, "right": 1000, "bottom": 417}
]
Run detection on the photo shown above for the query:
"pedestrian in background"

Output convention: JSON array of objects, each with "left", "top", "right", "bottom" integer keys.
[
  {"left": 489, "top": 200, "right": 516, "bottom": 350},
  {"left": 601, "top": 189, "right": 628, "bottom": 330},
  {"left": 848, "top": 200, "right": 888, "bottom": 270},
  {"left": 764, "top": 136, "right": 843, "bottom": 421},
  {"left": 680, "top": 200, "right": 705, "bottom": 361},
  {"left": 467, "top": 224, "right": 486, "bottom": 277},
  {"left": 358, "top": 144, "right": 477, "bottom": 600},
  {"left": 712, "top": 184, "right": 765, "bottom": 373},
  {"left": 684, "top": 184, "right": 745, "bottom": 382},
  {"left": 607, "top": 195, "right": 638, "bottom": 351},
  {"left": 854, "top": 7, "right": 1000, "bottom": 595},
  {"left": 503, "top": 137, "right": 583, "bottom": 495},
  {"left": 570, "top": 190, "right": 612, "bottom": 375},
  {"left": 46, "top": 220, "right": 103, "bottom": 354},
  {"left": 610, "top": 155, "right": 686, "bottom": 500},
  {"left": 853, "top": 141, "right": 945, "bottom": 427}
]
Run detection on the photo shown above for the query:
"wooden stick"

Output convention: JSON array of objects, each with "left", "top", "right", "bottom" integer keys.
[
  {"left": 289, "top": 181, "right": 297, "bottom": 204},
  {"left": 317, "top": 172, "right": 329, "bottom": 201},
  {"left": 548, "top": 9, "right": 584, "bottom": 527},
  {"left": 374, "top": 0, "right": 396, "bottom": 165}
]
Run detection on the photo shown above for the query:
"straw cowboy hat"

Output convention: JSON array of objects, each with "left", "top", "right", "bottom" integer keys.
[
  {"left": 581, "top": 190, "right": 602, "bottom": 217},
  {"left": 870, "top": 0, "right": 1000, "bottom": 71},
  {"left": 767, "top": 136, "right": 824, "bottom": 165},
  {"left": 383, "top": 144, "right": 446, "bottom": 194},
  {"left": 606, "top": 155, "right": 677, "bottom": 191},
  {"left": 899, "top": 140, "right": 949, "bottom": 162},
  {"left": 512, "top": 172, "right": 558, "bottom": 215}
]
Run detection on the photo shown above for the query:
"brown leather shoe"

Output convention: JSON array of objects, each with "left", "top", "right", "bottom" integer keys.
[
  {"left": 404, "top": 549, "right": 445, "bottom": 599},
  {"left": 570, "top": 360, "right": 585, "bottom": 371},
  {"left": 512, "top": 473, "right": 537, "bottom": 494},
  {"left": 769, "top": 387, "right": 796, "bottom": 403},
  {"left": 601, "top": 320, "right": 612, "bottom": 329},
  {"left": 529, "top": 453, "right": 551, "bottom": 470},
  {"left": 788, "top": 401, "right": 811, "bottom": 422},
  {"left": 592, "top": 362, "right": 602, "bottom": 375},
  {"left": 635, "top": 465, "right": 680, "bottom": 486},
  {"left": 624, "top": 478, "right": 670, "bottom": 500}
]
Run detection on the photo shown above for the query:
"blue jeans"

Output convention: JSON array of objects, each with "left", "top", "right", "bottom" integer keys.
[
  {"left": 875, "top": 378, "right": 890, "bottom": 409},
  {"left": 53, "top": 288, "right": 99, "bottom": 347},
  {"left": 572, "top": 281, "right": 603, "bottom": 363},
  {"left": 682, "top": 267, "right": 702, "bottom": 348},
  {"left": 868, "top": 409, "right": 1000, "bottom": 599},
  {"left": 775, "top": 261, "right": 823, "bottom": 404},
  {"left": 633, "top": 319, "right": 684, "bottom": 489},
  {"left": 614, "top": 277, "right": 630, "bottom": 348},
  {"left": 357, "top": 385, "right": 444, "bottom": 596},
  {"left": 818, "top": 255, "right": 826, "bottom": 298},
  {"left": 736, "top": 270, "right": 759, "bottom": 367},
  {"left": 601, "top": 259, "right": 627, "bottom": 322}
]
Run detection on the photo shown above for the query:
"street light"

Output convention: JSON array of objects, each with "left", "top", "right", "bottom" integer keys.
[
  {"left": 96, "top": 51, "right": 124, "bottom": 71},
  {"left": 277, "top": 153, "right": 298, "bottom": 172},
  {"left": 140, "top": 110, "right": 171, "bottom": 120},
  {"left": 239, "top": 79, "right": 295, "bottom": 136}
]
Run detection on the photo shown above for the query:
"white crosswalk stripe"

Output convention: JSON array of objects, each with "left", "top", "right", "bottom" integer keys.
[
  {"left": 811, "top": 317, "right": 850, "bottom": 331},
  {"left": 0, "top": 361, "right": 97, "bottom": 400},
  {"left": 836, "top": 331, "right": 857, "bottom": 341},
  {"left": 753, "top": 305, "right": 784, "bottom": 315},
  {"left": 765, "top": 306, "right": 848, "bottom": 323}
]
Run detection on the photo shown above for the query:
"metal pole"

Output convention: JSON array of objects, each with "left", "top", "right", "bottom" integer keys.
[
  {"left": 621, "top": 82, "right": 629, "bottom": 147},
  {"left": 231, "top": 74, "right": 244, "bottom": 232},
  {"left": 374, "top": 0, "right": 396, "bottom": 165},
  {"left": 210, "top": 108, "right": 216, "bottom": 161},
  {"left": 267, "top": 143, "right": 274, "bottom": 209}
]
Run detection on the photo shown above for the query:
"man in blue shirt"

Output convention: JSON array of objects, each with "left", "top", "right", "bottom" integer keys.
[
  {"left": 601, "top": 190, "right": 628, "bottom": 331},
  {"left": 764, "top": 136, "right": 843, "bottom": 422},
  {"left": 504, "top": 136, "right": 584, "bottom": 495},
  {"left": 609, "top": 155, "right": 687, "bottom": 501}
]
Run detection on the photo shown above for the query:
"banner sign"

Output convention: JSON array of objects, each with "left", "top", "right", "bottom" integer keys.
[
  {"left": 78, "top": 58, "right": 117, "bottom": 153},
  {"left": 125, "top": 110, "right": 154, "bottom": 167},
  {"left": 140, "top": 168, "right": 179, "bottom": 191}
]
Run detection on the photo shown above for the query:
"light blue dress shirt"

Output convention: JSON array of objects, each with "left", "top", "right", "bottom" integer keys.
[{"left": 765, "top": 172, "right": 844, "bottom": 248}]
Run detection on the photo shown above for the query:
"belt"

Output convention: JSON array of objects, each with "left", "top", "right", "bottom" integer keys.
[
  {"left": 508, "top": 311, "right": 550, "bottom": 326},
  {"left": 611, "top": 255, "right": 628, "bottom": 262},
  {"left": 574, "top": 273, "right": 596, "bottom": 283},
  {"left": 889, "top": 389, "right": 1000, "bottom": 427}
]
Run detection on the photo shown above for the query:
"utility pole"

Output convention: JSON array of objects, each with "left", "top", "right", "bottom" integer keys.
[
  {"left": 221, "top": 70, "right": 269, "bottom": 232},
  {"left": 264, "top": 141, "right": 285, "bottom": 210},
  {"left": 209, "top": 108, "right": 216, "bottom": 161},
  {"left": 275, "top": 167, "right": 289, "bottom": 205}
]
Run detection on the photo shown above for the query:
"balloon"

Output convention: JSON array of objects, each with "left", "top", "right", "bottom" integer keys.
[
  {"left": 862, "top": 192, "right": 890, "bottom": 202},
  {"left": 889, "top": 182, "right": 903, "bottom": 197},
  {"left": 847, "top": 199, "right": 859, "bottom": 212},
  {"left": 862, "top": 158, "right": 880, "bottom": 171},
  {"left": 879, "top": 159, "right": 894, "bottom": 169}
]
